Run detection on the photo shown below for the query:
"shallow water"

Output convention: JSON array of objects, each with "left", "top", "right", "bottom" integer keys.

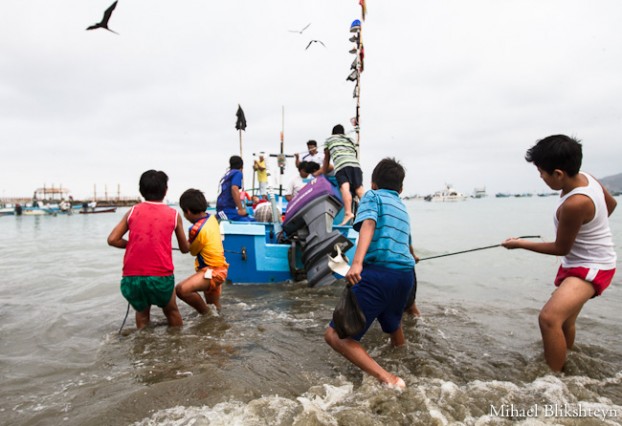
[{"left": 0, "top": 197, "right": 621, "bottom": 425}]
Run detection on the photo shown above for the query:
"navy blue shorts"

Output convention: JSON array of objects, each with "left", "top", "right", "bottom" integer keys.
[
  {"left": 331, "top": 264, "right": 414, "bottom": 341},
  {"left": 335, "top": 166, "right": 363, "bottom": 193}
]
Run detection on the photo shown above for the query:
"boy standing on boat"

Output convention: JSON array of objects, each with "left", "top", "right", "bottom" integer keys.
[
  {"left": 322, "top": 124, "right": 365, "bottom": 225},
  {"left": 107, "top": 170, "right": 189, "bottom": 329},
  {"left": 502, "top": 135, "right": 616, "bottom": 372},
  {"left": 176, "top": 189, "right": 229, "bottom": 313},
  {"left": 253, "top": 152, "right": 269, "bottom": 198},
  {"left": 217, "top": 155, "right": 254, "bottom": 222},
  {"left": 325, "top": 158, "right": 415, "bottom": 389}
]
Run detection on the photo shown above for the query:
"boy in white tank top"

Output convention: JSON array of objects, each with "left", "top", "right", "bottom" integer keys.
[{"left": 502, "top": 135, "right": 617, "bottom": 372}]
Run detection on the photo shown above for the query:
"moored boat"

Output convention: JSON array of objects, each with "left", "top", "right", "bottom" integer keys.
[
  {"left": 424, "top": 184, "right": 467, "bottom": 202},
  {"left": 78, "top": 202, "right": 117, "bottom": 214},
  {"left": 472, "top": 186, "right": 487, "bottom": 198}
]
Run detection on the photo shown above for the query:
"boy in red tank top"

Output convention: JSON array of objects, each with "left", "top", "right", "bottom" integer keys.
[{"left": 108, "top": 170, "right": 190, "bottom": 329}]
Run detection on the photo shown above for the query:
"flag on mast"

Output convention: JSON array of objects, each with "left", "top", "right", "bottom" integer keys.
[{"left": 235, "top": 105, "right": 247, "bottom": 131}]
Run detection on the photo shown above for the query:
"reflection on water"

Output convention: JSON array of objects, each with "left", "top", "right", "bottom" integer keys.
[{"left": 0, "top": 199, "right": 620, "bottom": 425}]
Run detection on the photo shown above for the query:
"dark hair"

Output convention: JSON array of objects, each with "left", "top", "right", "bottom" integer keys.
[
  {"left": 304, "top": 161, "right": 320, "bottom": 174},
  {"left": 307, "top": 140, "right": 317, "bottom": 147},
  {"left": 229, "top": 155, "right": 244, "bottom": 169},
  {"left": 179, "top": 189, "right": 208, "bottom": 214},
  {"left": 371, "top": 158, "right": 405, "bottom": 192},
  {"left": 331, "top": 124, "right": 345, "bottom": 135},
  {"left": 139, "top": 170, "right": 168, "bottom": 201},
  {"left": 525, "top": 135, "right": 582, "bottom": 176},
  {"left": 297, "top": 161, "right": 308, "bottom": 171}
]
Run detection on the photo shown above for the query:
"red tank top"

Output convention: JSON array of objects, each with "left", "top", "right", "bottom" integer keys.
[{"left": 123, "top": 202, "right": 178, "bottom": 276}]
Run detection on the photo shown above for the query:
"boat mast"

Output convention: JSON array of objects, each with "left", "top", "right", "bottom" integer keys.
[{"left": 349, "top": 1, "right": 366, "bottom": 157}]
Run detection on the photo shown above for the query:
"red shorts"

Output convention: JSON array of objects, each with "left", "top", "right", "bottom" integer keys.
[{"left": 554, "top": 266, "right": 615, "bottom": 296}]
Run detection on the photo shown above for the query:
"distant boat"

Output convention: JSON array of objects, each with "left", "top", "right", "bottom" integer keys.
[
  {"left": 79, "top": 206, "right": 117, "bottom": 214},
  {"left": 0, "top": 206, "right": 15, "bottom": 216},
  {"left": 472, "top": 186, "right": 487, "bottom": 198},
  {"left": 78, "top": 202, "right": 117, "bottom": 214},
  {"left": 21, "top": 207, "right": 53, "bottom": 216},
  {"left": 495, "top": 193, "right": 511, "bottom": 198},
  {"left": 424, "top": 184, "right": 467, "bottom": 202}
]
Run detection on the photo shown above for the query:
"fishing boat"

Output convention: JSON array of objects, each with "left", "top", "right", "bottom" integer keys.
[
  {"left": 424, "top": 184, "right": 467, "bottom": 202},
  {"left": 221, "top": 15, "right": 368, "bottom": 287},
  {"left": 78, "top": 202, "right": 117, "bottom": 214},
  {"left": 222, "top": 176, "right": 357, "bottom": 286},
  {"left": 0, "top": 206, "right": 16, "bottom": 216},
  {"left": 472, "top": 186, "right": 487, "bottom": 198}
]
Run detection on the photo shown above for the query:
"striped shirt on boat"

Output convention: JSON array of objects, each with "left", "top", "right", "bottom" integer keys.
[
  {"left": 324, "top": 134, "right": 360, "bottom": 173},
  {"left": 353, "top": 189, "right": 415, "bottom": 271}
]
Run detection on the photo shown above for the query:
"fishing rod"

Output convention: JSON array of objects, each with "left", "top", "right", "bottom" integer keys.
[{"left": 418, "top": 235, "right": 541, "bottom": 261}]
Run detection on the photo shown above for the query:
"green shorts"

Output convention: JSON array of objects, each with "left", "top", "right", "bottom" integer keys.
[{"left": 120, "top": 275, "right": 175, "bottom": 312}]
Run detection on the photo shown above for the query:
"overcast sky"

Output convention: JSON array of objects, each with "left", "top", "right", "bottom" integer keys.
[{"left": 2, "top": 0, "right": 622, "bottom": 202}]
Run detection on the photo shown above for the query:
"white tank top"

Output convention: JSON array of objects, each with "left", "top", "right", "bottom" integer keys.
[{"left": 554, "top": 172, "right": 617, "bottom": 269}]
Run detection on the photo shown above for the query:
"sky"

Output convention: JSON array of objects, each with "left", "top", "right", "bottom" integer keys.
[{"left": 2, "top": 0, "right": 622, "bottom": 202}]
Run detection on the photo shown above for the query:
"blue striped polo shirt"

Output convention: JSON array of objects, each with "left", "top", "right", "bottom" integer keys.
[{"left": 353, "top": 189, "right": 415, "bottom": 270}]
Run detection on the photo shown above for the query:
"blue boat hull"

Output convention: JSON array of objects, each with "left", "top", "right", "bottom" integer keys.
[{"left": 221, "top": 221, "right": 357, "bottom": 285}]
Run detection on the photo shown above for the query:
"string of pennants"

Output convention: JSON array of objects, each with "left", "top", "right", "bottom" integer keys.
[{"left": 348, "top": 0, "right": 366, "bottom": 131}]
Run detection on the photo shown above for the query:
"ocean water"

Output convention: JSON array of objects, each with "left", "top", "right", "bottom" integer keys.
[{"left": 0, "top": 196, "right": 620, "bottom": 426}]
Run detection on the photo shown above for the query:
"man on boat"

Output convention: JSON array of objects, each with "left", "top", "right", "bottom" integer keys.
[
  {"left": 295, "top": 140, "right": 324, "bottom": 169},
  {"left": 253, "top": 152, "right": 269, "bottom": 198},
  {"left": 217, "top": 155, "right": 254, "bottom": 222},
  {"left": 285, "top": 161, "right": 313, "bottom": 202}
]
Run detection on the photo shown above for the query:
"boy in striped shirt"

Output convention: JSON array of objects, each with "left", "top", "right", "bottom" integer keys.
[
  {"left": 325, "top": 158, "right": 415, "bottom": 389},
  {"left": 322, "top": 124, "right": 365, "bottom": 225}
]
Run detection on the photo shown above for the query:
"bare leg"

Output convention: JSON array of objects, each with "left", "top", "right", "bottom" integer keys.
[
  {"left": 339, "top": 182, "right": 354, "bottom": 226},
  {"left": 389, "top": 325, "right": 405, "bottom": 347},
  {"left": 136, "top": 307, "right": 151, "bottom": 330},
  {"left": 176, "top": 271, "right": 212, "bottom": 314},
  {"left": 204, "top": 283, "right": 223, "bottom": 311},
  {"left": 405, "top": 302, "right": 421, "bottom": 317},
  {"left": 355, "top": 185, "right": 365, "bottom": 200},
  {"left": 324, "top": 327, "right": 405, "bottom": 388},
  {"left": 162, "top": 292, "right": 183, "bottom": 327},
  {"left": 538, "top": 277, "right": 594, "bottom": 371}
]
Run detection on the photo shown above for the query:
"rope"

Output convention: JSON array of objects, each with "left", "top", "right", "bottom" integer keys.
[
  {"left": 418, "top": 235, "right": 541, "bottom": 261},
  {"left": 118, "top": 302, "right": 130, "bottom": 335}
]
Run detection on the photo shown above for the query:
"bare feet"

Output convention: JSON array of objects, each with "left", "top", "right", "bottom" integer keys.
[
  {"left": 405, "top": 303, "right": 421, "bottom": 317},
  {"left": 338, "top": 213, "right": 354, "bottom": 226}
]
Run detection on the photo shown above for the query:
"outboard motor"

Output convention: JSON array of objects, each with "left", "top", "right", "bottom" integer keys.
[{"left": 283, "top": 176, "right": 354, "bottom": 287}]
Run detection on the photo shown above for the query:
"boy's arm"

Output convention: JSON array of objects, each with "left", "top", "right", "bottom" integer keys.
[
  {"left": 345, "top": 219, "right": 375, "bottom": 285},
  {"left": 409, "top": 244, "right": 420, "bottom": 263},
  {"left": 107, "top": 211, "right": 130, "bottom": 249},
  {"left": 316, "top": 148, "right": 330, "bottom": 176},
  {"left": 231, "top": 185, "right": 248, "bottom": 216},
  {"left": 502, "top": 195, "right": 589, "bottom": 255},
  {"left": 175, "top": 214, "right": 190, "bottom": 253}
]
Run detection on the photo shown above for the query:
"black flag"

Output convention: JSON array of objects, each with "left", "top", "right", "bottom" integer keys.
[{"left": 235, "top": 105, "right": 247, "bottom": 131}]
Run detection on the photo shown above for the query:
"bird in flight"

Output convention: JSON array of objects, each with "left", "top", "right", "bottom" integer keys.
[
  {"left": 289, "top": 23, "right": 311, "bottom": 35},
  {"left": 86, "top": 1, "right": 119, "bottom": 34},
  {"left": 305, "top": 40, "right": 326, "bottom": 50}
]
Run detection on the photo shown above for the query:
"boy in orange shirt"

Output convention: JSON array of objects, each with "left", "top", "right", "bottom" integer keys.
[{"left": 176, "top": 189, "right": 229, "bottom": 313}]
